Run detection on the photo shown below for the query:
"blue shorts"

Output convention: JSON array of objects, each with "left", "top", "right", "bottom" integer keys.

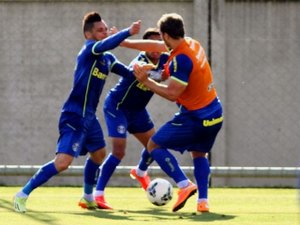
[
  {"left": 103, "top": 99, "right": 154, "bottom": 138},
  {"left": 56, "top": 112, "right": 105, "bottom": 157},
  {"left": 152, "top": 101, "right": 223, "bottom": 153}
]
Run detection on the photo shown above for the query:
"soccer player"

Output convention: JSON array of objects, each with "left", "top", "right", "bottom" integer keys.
[
  {"left": 13, "top": 11, "right": 141, "bottom": 213},
  {"left": 93, "top": 28, "right": 169, "bottom": 209},
  {"left": 123, "top": 13, "right": 223, "bottom": 213}
]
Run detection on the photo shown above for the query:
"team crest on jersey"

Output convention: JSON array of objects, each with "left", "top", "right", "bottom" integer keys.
[
  {"left": 117, "top": 125, "right": 126, "bottom": 134},
  {"left": 72, "top": 142, "right": 80, "bottom": 152}
]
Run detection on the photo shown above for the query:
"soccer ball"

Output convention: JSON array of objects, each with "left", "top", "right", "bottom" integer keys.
[{"left": 146, "top": 178, "right": 173, "bottom": 206}]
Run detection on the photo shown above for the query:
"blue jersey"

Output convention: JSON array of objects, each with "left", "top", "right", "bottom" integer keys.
[
  {"left": 106, "top": 52, "right": 169, "bottom": 110},
  {"left": 62, "top": 29, "right": 133, "bottom": 117}
]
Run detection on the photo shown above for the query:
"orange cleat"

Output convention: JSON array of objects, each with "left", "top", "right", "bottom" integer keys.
[
  {"left": 172, "top": 182, "right": 197, "bottom": 212},
  {"left": 78, "top": 197, "right": 97, "bottom": 210},
  {"left": 197, "top": 200, "right": 209, "bottom": 212},
  {"left": 95, "top": 196, "right": 113, "bottom": 210},
  {"left": 130, "top": 168, "right": 151, "bottom": 191}
]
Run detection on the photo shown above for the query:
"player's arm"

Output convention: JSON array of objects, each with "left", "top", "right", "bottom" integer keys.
[
  {"left": 138, "top": 76, "right": 186, "bottom": 101},
  {"left": 120, "top": 39, "right": 167, "bottom": 52},
  {"left": 133, "top": 54, "right": 191, "bottom": 101},
  {"left": 92, "top": 20, "right": 141, "bottom": 54},
  {"left": 107, "top": 53, "right": 133, "bottom": 78}
]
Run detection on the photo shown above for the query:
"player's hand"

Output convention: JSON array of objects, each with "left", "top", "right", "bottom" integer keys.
[
  {"left": 161, "top": 69, "right": 170, "bottom": 81},
  {"left": 133, "top": 63, "right": 154, "bottom": 82},
  {"left": 109, "top": 26, "right": 118, "bottom": 36},
  {"left": 129, "top": 20, "right": 141, "bottom": 36}
]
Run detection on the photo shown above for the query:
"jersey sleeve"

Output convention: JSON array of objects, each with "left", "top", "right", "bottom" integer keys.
[
  {"left": 92, "top": 28, "right": 131, "bottom": 55},
  {"left": 106, "top": 52, "right": 133, "bottom": 78},
  {"left": 169, "top": 54, "right": 193, "bottom": 85}
]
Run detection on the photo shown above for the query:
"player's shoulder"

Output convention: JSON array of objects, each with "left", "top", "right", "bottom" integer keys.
[
  {"left": 160, "top": 52, "right": 170, "bottom": 61},
  {"left": 129, "top": 53, "right": 147, "bottom": 67},
  {"left": 137, "top": 52, "right": 148, "bottom": 61},
  {"left": 175, "top": 53, "right": 192, "bottom": 65},
  {"left": 102, "top": 51, "right": 117, "bottom": 60}
]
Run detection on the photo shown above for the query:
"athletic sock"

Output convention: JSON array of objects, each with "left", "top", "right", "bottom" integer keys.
[
  {"left": 22, "top": 161, "right": 58, "bottom": 195},
  {"left": 150, "top": 148, "right": 187, "bottom": 183},
  {"left": 176, "top": 180, "right": 190, "bottom": 189},
  {"left": 193, "top": 157, "right": 210, "bottom": 199},
  {"left": 83, "top": 158, "right": 100, "bottom": 195},
  {"left": 137, "top": 148, "right": 154, "bottom": 171},
  {"left": 83, "top": 193, "right": 94, "bottom": 202},
  {"left": 95, "top": 154, "right": 120, "bottom": 192}
]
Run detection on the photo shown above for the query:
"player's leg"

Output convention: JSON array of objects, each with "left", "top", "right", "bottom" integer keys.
[
  {"left": 147, "top": 138, "right": 197, "bottom": 212},
  {"left": 14, "top": 153, "right": 73, "bottom": 213},
  {"left": 94, "top": 104, "right": 127, "bottom": 209},
  {"left": 130, "top": 128, "right": 155, "bottom": 190},
  {"left": 128, "top": 109, "right": 155, "bottom": 190},
  {"left": 94, "top": 138, "right": 125, "bottom": 210},
  {"left": 76, "top": 116, "right": 110, "bottom": 209},
  {"left": 148, "top": 115, "right": 202, "bottom": 212},
  {"left": 14, "top": 112, "right": 83, "bottom": 213},
  {"left": 192, "top": 107, "right": 223, "bottom": 212},
  {"left": 78, "top": 147, "right": 105, "bottom": 210},
  {"left": 191, "top": 151, "right": 210, "bottom": 212}
]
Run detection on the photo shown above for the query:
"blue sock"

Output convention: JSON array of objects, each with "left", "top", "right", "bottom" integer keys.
[
  {"left": 95, "top": 154, "right": 120, "bottom": 191},
  {"left": 138, "top": 148, "right": 154, "bottom": 171},
  {"left": 193, "top": 157, "right": 210, "bottom": 199},
  {"left": 150, "top": 148, "right": 187, "bottom": 183},
  {"left": 22, "top": 161, "right": 58, "bottom": 195},
  {"left": 83, "top": 158, "right": 100, "bottom": 195}
]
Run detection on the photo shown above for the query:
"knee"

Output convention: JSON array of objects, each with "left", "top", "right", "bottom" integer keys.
[
  {"left": 112, "top": 148, "right": 125, "bottom": 160},
  {"left": 191, "top": 151, "right": 207, "bottom": 159},
  {"left": 54, "top": 159, "right": 71, "bottom": 172},
  {"left": 147, "top": 139, "right": 159, "bottom": 152},
  {"left": 90, "top": 148, "right": 106, "bottom": 164},
  {"left": 54, "top": 153, "right": 73, "bottom": 172}
]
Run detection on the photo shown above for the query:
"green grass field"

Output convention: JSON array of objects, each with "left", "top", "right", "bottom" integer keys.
[{"left": 0, "top": 187, "right": 298, "bottom": 225}]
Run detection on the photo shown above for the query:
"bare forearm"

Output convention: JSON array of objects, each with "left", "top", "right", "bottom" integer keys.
[
  {"left": 143, "top": 79, "right": 177, "bottom": 101},
  {"left": 120, "top": 39, "right": 167, "bottom": 52}
]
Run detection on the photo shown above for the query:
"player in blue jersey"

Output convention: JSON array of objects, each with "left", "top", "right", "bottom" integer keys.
[
  {"left": 13, "top": 11, "right": 141, "bottom": 213},
  {"left": 93, "top": 28, "right": 169, "bottom": 209}
]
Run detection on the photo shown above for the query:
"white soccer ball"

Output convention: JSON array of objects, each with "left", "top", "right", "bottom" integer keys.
[{"left": 146, "top": 178, "right": 173, "bottom": 206}]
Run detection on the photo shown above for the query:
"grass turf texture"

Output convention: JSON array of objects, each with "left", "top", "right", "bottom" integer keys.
[{"left": 1, "top": 187, "right": 299, "bottom": 225}]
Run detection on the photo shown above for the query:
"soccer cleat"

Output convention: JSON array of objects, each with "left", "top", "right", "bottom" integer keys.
[
  {"left": 197, "top": 201, "right": 209, "bottom": 212},
  {"left": 95, "top": 196, "right": 113, "bottom": 210},
  {"left": 78, "top": 197, "right": 98, "bottom": 210},
  {"left": 13, "top": 196, "right": 27, "bottom": 213},
  {"left": 130, "top": 168, "right": 151, "bottom": 191},
  {"left": 172, "top": 182, "right": 197, "bottom": 212}
]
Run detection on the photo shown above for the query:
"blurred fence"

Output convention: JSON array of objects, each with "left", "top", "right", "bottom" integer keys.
[
  {"left": 0, "top": 0, "right": 299, "bottom": 187},
  {"left": 1, "top": 165, "right": 299, "bottom": 178}
]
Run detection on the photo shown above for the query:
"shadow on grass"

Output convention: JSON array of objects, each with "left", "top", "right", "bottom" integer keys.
[
  {"left": 66, "top": 207, "right": 236, "bottom": 222},
  {"left": 125, "top": 208, "right": 236, "bottom": 222},
  {"left": 1, "top": 198, "right": 235, "bottom": 223},
  {"left": 0, "top": 198, "right": 60, "bottom": 225}
]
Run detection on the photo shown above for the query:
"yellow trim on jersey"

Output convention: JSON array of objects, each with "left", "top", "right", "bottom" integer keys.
[
  {"left": 83, "top": 60, "right": 97, "bottom": 117},
  {"left": 170, "top": 76, "right": 188, "bottom": 86},
  {"left": 172, "top": 57, "right": 177, "bottom": 72},
  {"left": 92, "top": 41, "right": 101, "bottom": 55}
]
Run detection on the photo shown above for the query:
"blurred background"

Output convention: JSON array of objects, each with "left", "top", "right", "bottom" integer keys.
[{"left": 0, "top": 0, "right": 299, "bottom": 187}]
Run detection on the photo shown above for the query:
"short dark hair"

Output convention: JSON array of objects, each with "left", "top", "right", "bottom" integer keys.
[
  {"left": 82, "top": 12, "right": 102, "bottom": 33},
  {"left": 157, "top": 13, "right": 185, "bottom": 39},
  {"left": 142, "top": 27, "right": 160, "bottom": 40}
]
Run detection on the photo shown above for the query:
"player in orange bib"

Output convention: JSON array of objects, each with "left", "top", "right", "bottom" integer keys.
[{"left": 123, "top": 13, "right": 223, "bottom": 213}]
